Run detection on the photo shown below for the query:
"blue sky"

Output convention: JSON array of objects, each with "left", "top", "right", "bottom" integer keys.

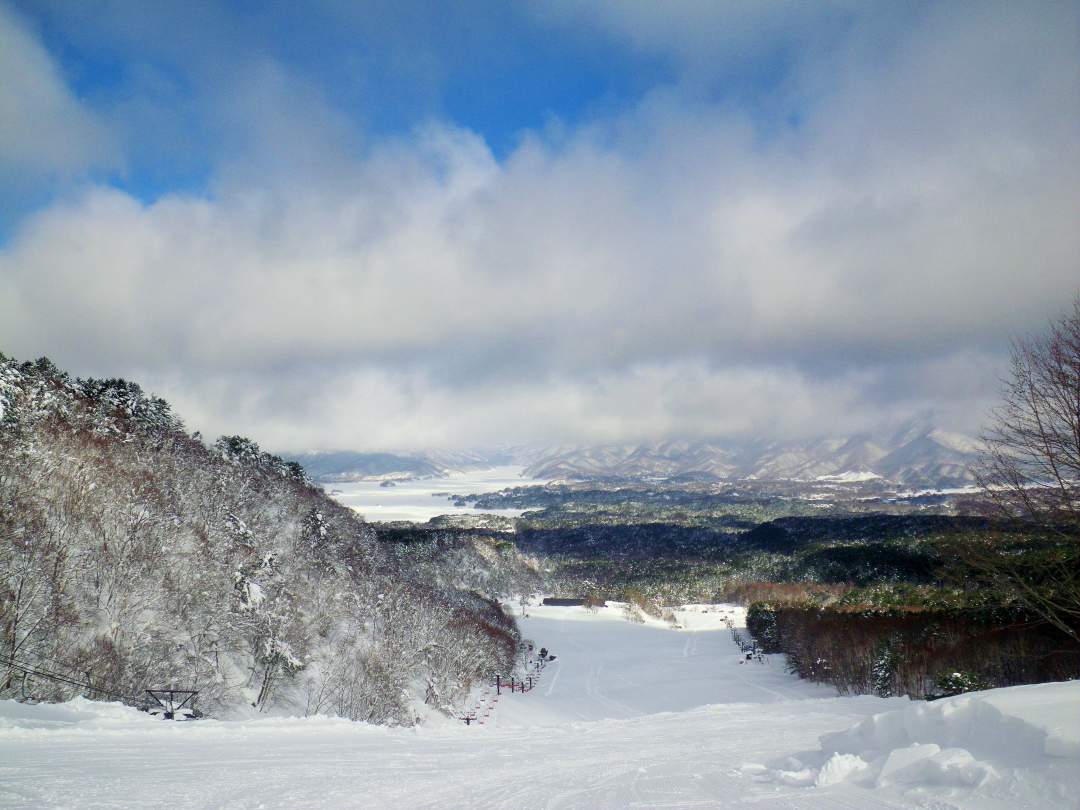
[
  {"left": 5, "top": 0, "right": 676, "bottom": 218},
  {"left": 0, "top": 0, "right": 879, "bottom": 223},
  {"left": 1, "top": 1, "right": 1078, "bottom": 451}
]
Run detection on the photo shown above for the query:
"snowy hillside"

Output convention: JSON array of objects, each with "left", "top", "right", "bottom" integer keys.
[
  {"left": 0, "top": 355, "right": 534, "bottom": 724},
  {"left": 2, "top": 604, "right": 1075, "bottom": 809}
]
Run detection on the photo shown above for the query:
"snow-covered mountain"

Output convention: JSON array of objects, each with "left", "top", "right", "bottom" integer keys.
[
  {"left": 285, "top": 425, "right": 982, "bottom": 488},
  {"left": 520, "top": 426, "right": 982, "bottom": 488},
  {"left": 872, "top": 429, "right": 982, "bottom": 487}
]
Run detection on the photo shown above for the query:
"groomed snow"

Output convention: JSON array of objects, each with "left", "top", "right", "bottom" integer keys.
[{"left": 1, "top": 603, "right": 1076, "bottom": 809}]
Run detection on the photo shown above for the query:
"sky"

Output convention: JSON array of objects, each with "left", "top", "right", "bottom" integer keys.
[{"left": 1, "top": 1, "right": 1078, "bottom": 452}]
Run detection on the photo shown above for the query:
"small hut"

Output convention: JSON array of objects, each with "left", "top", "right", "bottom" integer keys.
[{"left": 542, "top": 597, "right": 606, "bottom": 607}]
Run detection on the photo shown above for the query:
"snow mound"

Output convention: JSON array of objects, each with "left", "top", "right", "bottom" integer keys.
[
  {"left": 0, "top": 697, "right": 154, "bottom": 733},
  {"left": 820, "top": 680, "right": 1080, "bottom": 767},
  {"left": 814, "top": 752, "right": 871, "bottom": 786},
  {"left": 802, "top": 680, "right": 1080, "bottom": 798}
]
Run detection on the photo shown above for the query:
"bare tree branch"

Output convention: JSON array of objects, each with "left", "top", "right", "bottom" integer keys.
[{"left": 971, "top": 296, "right": 1080, "bottom": 642}]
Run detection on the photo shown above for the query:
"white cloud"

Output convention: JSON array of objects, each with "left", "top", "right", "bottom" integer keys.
[
  {"left": 0, "top": 2, "right": 1077, "bottom": 450},
  {"left": 529, "top": 0, "right": 869, "bottom": 76},
  {"left": 142, "top": 360, "right": 952, "bottom": 453},
  {"left": 0, "top": 3, "right": 115, "bottom": 178}
]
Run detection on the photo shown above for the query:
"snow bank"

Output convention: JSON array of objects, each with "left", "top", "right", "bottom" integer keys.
[
  {"left": 742, "top": 680, "right": 1080, "bottom": 807},
  {"left": 0, "top": 697, "right": 370, "bottom": 736},
  {"left": 979, "top": 680, "right": 1080, "bottom": 758},
  {"left": 787, "top": 680, "right": 1080, "bottom": 803},
  {"left": 0, "top": 698, "right": 153, "bottom": 734},
  {"left": 820, "top": 680, "right": 1080, "bottom": 768}
]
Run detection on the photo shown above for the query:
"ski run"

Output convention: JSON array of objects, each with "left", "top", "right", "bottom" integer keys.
[{"left": 1, "top": 603, "right": 1077, "bottom": 809}]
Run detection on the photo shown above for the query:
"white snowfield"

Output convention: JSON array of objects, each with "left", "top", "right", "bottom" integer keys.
[
  {"left": 327, "top": 465, "right": 548, "bottom": 523},
  {"left": 1, "top": 603, "right": 1077, "bottom": 809}
]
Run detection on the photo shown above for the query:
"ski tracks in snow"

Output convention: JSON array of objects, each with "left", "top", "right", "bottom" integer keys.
[
  {"left": 584, "top": 664, "right": 637, "bottom": 719},
  {"left": 544, "top": 658, "right": 561, "bottom": 697}
]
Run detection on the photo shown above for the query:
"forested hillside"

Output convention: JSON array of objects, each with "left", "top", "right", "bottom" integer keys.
[{"left": 0, "top": 355, "right": 537, "bottom": 723}]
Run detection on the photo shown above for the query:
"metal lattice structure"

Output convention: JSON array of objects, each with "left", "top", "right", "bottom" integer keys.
[{"left": 144, "top": 689, "right": 200, "bottom": 720}]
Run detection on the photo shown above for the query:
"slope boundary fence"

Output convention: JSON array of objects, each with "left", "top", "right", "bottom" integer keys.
[{"left": 459, "top": 642, "right": 551, "bottom": 726}]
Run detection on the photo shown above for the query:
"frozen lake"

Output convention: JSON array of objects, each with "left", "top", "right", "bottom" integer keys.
[{"left": 325, "top": 465, "right": 548, "bottom": 523}]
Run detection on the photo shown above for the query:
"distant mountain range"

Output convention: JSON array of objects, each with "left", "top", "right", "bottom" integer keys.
[
  {"left": 286, "top": 424, "right": 983, "bottom": 489},
  {"left": 520, "top": 426, "right": 982, "bottom": 488}
]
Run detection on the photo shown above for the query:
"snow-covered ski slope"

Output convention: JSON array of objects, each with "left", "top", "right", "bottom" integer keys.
[
  {"left": 489, "top": 605, "right": 837, "bottom": 728},
  {"left": 1, "top": 603, "right": 1077, "bottom": 809}
]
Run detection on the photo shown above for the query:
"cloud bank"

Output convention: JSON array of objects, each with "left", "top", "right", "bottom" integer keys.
[{"left": 1, "top": 1, "right": 1077, "bottom": 451}]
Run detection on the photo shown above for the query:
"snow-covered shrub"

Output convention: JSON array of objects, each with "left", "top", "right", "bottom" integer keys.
[
  {"left": 622, "top": 602, "right": 645, "bottom": 623},
  {"left": 871, "top": 635, "right": 902, "bottom": 697},
  {"left": 746, "top": 602, "right": 781, "bottom": 653},
  {"left": 933, "top": 670, "right": 992, "bottom": 697},
  {"left": 621, "top": 587, "right": 662, "bottom": 619}
]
